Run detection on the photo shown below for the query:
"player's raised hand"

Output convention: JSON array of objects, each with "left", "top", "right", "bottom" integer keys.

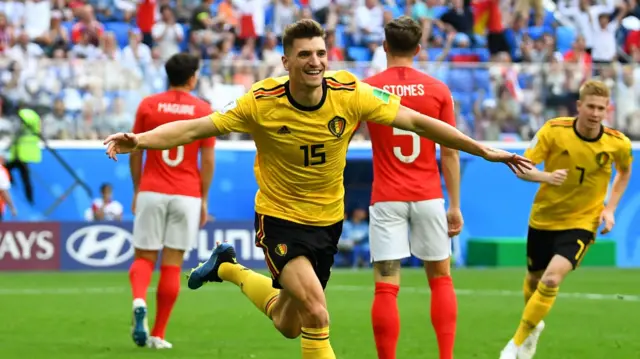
[
  {"left": 104, "top": 132, "right": 139, "bottom": 161},
  {"left": 599, "top": 208, "right": 615, "bottom": 235},
  {"left": 482, "top": 148, "right": 533, "bottom": 174},
  {"left": 446, "top": 207, "right": 464, "bottom": 237},
  {"left": 547, "top": 169, "right": 568, "bottom": 186}
]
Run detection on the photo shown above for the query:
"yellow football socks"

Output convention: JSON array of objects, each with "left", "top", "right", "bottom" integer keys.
[
  {"left": 301, "top": 327, "right": 336, "bottom": 359},
  {"left": 523, "top": 277, "right": 535, "bottom": 304},
  {"left": 218, "top": 263, "right": 280, "bottom": 317},
  {"left": 514, "top": 281, "right": 558, "bottom": 346}
]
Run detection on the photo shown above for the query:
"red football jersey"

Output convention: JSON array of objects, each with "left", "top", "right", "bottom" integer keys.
[
  {"left": 364, "top": 67, "right": 455, "bottom": 205},
  {"left": 133, "top": 90, "right": 215, "bottom": 198}
]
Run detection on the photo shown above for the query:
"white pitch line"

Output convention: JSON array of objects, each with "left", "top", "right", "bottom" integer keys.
[{"left": 0, "top": 285, "right": 637, "bottom": 302}]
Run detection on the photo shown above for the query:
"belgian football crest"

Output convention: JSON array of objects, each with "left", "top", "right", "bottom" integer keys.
[
  {"left": 275, "top": 243, "right": 288, "bottom": 256},
  {"left": 595, "top": 152, "right": 610, "bottom": 167},
  {"left": 328, "top": 116, "right": 346, "bottom": 138}
]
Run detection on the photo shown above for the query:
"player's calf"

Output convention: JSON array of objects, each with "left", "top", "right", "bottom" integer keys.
[
  {"left": 372, "top": 260, "right": 401, "bottom": 359},
  {"left": 151, "top": 248, "right": 183, "bottom": 341},
  {"left": 278, "top": 256, "right": 336, "bottom": 358},
  {"left": 424, "top": 258, "right": 457, "bottom": 359},
  {"left": 524, "top": 271, "right": 542, "bottom": 304},
  {"left": 512, "top": 255, "right": 571, "bottom": 347},
  {"left": 270, "top": 290, "right": 303, "bottom": 339}
]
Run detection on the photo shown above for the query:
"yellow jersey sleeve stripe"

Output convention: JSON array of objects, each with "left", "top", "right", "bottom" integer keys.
[
  {"left": 548, "top": 121, "right": 573, "bottom": 127},
  {"left": 603, "top": 127, "right": 625, "bottom": 139},
  {"left": 254, "top": 88, "right": 286, "bottom": 99},
  {"left": 252, "top": 84, "right": 286, "bottom": 94},
  {"left": 325, "top": 76, "right": 356, "bottom": 86}
]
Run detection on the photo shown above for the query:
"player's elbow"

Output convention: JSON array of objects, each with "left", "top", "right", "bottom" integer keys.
[
  {"left": 200, "top": 151, "right": 215, "bottom": 169},
  {"left": 617, "top": 166, "right": 632, "bottom": 178},
  {"left": 440, "top": 146, "right": 459, "bottom": 158}
]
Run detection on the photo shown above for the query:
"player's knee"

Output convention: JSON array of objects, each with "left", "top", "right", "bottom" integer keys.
[
  {"left": 134, "top": 248, "right": 158, "bottom": 263},
  {"left": 424, "top": 259, "right": 450, "bottom": 279},
  {"left": 373, "top": 260, "right": 401, "bottom": 283},
  {"left": 300, "top": 302, "right": 330, "bottom": 328},
  {"left": 540, "top": 275, "right": 562, "bottom": 288}
]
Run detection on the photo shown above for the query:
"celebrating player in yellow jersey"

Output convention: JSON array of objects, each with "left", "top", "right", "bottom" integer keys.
[
  {"left": 500, "top": 80, "right": 633, "bottom": 359},
  {"left": 105, "top": 19, "right": 531, "bottom": 359}
]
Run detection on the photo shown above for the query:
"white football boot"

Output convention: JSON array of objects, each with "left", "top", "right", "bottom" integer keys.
[
  {"left": 499, "top": 339, "right": 519, "bottom": 359},
  {"left": 148, "top": 336, "right": 173, "bottom": 349},
  {"left": 131, "top": 298, "right": 149, "bottom": 347},
  {"left": 519, "top": 321, "right": 546, "bottom": 359}
]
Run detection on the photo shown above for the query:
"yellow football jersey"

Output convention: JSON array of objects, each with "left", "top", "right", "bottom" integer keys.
[
  {"left": 210, "top": 70, "right": 401, "bottom": 226},
  {"left": 524, "top": 117, "right": 633, "bottom": 233}
]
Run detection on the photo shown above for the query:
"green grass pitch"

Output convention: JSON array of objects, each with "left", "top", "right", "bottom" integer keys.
[{"left": 1, "top": 268, "right": 639, "bottom": 358}]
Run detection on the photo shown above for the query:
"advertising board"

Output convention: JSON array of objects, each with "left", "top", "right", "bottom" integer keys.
[{"left": 0, "top": 223, "right": 60, "bottom": 270}]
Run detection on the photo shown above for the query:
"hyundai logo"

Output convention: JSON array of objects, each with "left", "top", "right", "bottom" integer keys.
[{"left": 66, "top": 225, "right": 134, "bottom": 267}]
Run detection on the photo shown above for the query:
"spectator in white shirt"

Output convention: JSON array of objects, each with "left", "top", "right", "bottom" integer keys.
[
  {"left": 7, "top": 31, "right": 44, "bottom": 64},
  {"left": 559, "top": 0, "right": 617, "bottom": 51},
  {"left": 70, "top": 30, "right": 103, "bottom": 60},
  {"left": 85, "top": 183, "right": 123, "bottom": 221},
  {"left": 591, "top": 3, "right": 627, "bottom": 63},
  {"left": 0, "top": 0, "right": 25, "bottom": 28},
  {"left": 122, "top": 29, "right": 153, "bottom": 68},
  {"left": 152, "top": 5, "right": 184, "bottom": 61},
  {"left": 354, "top": 0, "right": 384, "bottom": 45},
  {"left": 24, "top": 0, "right": 51, "bottom": 41},
  {"left": 273, "top": 0, "right": 298, "bottom": 38}
]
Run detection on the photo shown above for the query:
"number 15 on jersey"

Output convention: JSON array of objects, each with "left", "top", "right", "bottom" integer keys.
[{"left": 300, "top": 144, "right": 326, "bottom": 166}]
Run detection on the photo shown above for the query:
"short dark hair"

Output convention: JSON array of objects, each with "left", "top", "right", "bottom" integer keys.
[
  {"left": 100, "top": 183, "right": 112, "bottom": 193},
  {"left": 165, "top": 53, "right": 200, "bottom": 87},
  {"left": 282, "top": 19, "right": 326, "bottom": 55},
  {"left": 384, "top": 16, "right": 422, "bottom": 55}
]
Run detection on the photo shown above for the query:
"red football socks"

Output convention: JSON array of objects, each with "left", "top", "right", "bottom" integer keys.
[
  {"left": 429, "top": 276, "right": 458, "bottom": 359},
  {"left": 371, "top": 282, "right": 400, "bottom": 359},
  {"left": 129, "top": 258, "right": 154, "bottom": 300},
  {"left": 151, "top": 265, "right": 181, "bottom": 339}
]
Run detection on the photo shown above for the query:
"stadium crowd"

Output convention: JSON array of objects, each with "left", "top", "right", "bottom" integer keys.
[{"left": 0, "top": 0, "right": 639, "bottom": 142}]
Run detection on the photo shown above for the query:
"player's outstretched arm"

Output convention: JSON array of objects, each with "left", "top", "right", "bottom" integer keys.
[
  {"left": 104, "top": 116, "right": 220, "bottom": 160},
  {"left": 517, "top": 167, "right": 568, "bottom": 186},
  {"left": 137, "top": 116, "right": 219, "bottom": 149},
  {"left": 391, "top": 105, "right": 533, "bottom": 173},
  {"left": 392, "top": 106, "right": 487, "bottom": 156}
]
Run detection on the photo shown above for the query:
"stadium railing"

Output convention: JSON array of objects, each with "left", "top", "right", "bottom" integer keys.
[{"left": 0, "top": 58, "right": 636, "bottom": 142}]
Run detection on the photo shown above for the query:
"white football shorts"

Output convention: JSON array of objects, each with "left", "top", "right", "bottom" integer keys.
[
  {"left": 133, "top": 191, "right": 202, "bottom": 251},
  {"left": 369, "top": 199, "right": 450, "bottom": 262}
]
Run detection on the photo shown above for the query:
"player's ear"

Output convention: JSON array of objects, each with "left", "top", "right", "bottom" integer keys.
[
  {"left": 282, "top": 55, "right": 289, "bottom": 71},
  {"left": 414, "top": 44, "right": 421, "bottom": 57},
  {"left": 382, "top": 40, "right": 388, "bottom": 53}
]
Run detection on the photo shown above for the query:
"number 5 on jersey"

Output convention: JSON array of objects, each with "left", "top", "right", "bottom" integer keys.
[
  {"left": 393, "top": 128, "right": 420, "bottom": 163},
  {"left": 300, "top": 144, "right": 326, "bottom": 166},
  {"left": 162, "top": 146, "right": 184, "bottom": 167}
]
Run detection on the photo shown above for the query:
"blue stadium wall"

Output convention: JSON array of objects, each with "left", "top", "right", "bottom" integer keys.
[{"left": 9, "top": 141, "right": 640, "bottom": 268}]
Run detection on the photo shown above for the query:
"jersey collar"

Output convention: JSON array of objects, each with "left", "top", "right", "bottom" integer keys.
[
  {"left": 573, "top": 117, "right": 603, "bottom": 142},
  {"left": 285, "top": 79, "right": 328, "bottom": 112}
]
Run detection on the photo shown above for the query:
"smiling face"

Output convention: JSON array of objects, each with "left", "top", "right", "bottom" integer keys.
[
  {"left": 281, "top": 19, "right": 328, "bottom": 89},
  {"left": 282, "top": 36, "right": 327, "bottom": 89}
]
